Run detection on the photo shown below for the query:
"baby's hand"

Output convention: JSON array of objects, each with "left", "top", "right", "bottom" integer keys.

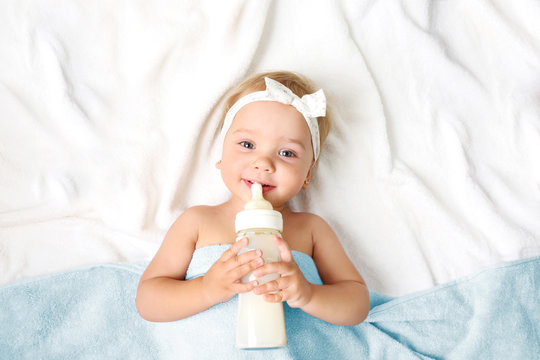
[
  {"left": 202, "top": 237, "right": 263, "bottom": 304},
  {"left": 252, "top": 235, "right": 313, "bottom": 308}
]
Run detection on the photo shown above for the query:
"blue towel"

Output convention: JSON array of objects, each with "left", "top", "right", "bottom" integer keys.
[{"left": 1, "top": 246, "right": 539, "bottom": 359}]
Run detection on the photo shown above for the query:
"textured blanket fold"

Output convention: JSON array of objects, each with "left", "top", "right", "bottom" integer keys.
[{"left": 1, "top": 246, "right": 539, "bottom": 359}]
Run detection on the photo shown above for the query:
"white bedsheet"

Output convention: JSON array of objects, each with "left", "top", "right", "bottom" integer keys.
[{"left": 1, "top": 0, "right": 539, "bottom": 296}]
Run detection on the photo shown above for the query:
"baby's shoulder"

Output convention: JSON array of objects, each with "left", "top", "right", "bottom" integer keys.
[
  {"left": 284, "top": 210, "right": 330, "bottom": 230},
  {"left": 179, "top": 204, "right": 222, "bottom": 222},
  {"left": 169, "top": 205, "right": 225, "bottom": 236}
]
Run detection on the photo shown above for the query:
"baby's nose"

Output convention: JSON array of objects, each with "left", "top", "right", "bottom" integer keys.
[{"left": 251, "top": 156, "right": 275, "bottom": 173}]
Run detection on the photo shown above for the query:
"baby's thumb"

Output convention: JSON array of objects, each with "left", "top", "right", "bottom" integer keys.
[{"left": 273, "top": 235, "right": 293, "bottom": 262}]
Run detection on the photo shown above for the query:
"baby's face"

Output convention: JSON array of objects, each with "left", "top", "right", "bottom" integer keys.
[{"left": 219, "top": 100, "right": 314, "bottom": 209}]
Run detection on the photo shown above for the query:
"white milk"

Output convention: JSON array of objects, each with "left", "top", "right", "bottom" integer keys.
[
  {"left": 237, "top": 290, "right": 287, "bottom": 348},
  {"left": 234, "top": 183, "right": 287, "bottom": 348}
]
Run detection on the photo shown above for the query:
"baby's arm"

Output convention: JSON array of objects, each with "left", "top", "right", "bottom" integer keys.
[
  {"left": 253, "top": 215, "right": 369, "bottom": 326},
  {"left": 136, "top": 207, "right": 263, "bottom": 322}
]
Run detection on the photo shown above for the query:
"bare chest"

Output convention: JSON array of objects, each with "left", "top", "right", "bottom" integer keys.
[{"left": 195, "top": 212, "right": 313, "bottom": 257}]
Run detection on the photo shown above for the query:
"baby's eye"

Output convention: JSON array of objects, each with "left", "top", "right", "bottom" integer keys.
[
  {"left": 239, "top": 141, "right": 254, "bottom": 149},
  {"left": 279, "top": 149, "right": 296, "bottom": 158}
]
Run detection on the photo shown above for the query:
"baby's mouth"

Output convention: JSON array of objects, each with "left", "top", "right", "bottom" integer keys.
[{"left": 243, "top": 179, "right": 276, "bottom": 194}]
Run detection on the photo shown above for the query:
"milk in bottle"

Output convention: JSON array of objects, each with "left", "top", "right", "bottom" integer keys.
[{"left": 235, "top": 183, "right": 287, "bottom": 348}]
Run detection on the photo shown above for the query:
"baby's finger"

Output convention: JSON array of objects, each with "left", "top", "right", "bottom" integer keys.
[
  {"left": 223, "top": 248, "right": 262, "bottom": 274},
  {"left": 263, "top": 291, "right": 285, "bottom": 303},
  {"left": 233, "top": 280, "right": 259, "bottom": 294},
  {"left": 229, "top": 257, "right": 264, "bottom": 279},
  {"left": 253, "top": 277, "right": 286, "bottom": 295},
  {"left": 272, "top": 235, "right": 293, "bottom": 262},
  {"left": 236, "top": 248, "right": 262, "bottom": 265},
  {"left": 220, "top": 237, "right": 248, "bottom": 263},
  {"left": 253, "top": 261, "right": 288, "bottom": 278}
]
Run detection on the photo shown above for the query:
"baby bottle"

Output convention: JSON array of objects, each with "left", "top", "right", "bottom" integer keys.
[{"left": 235, "top": 183, "right": 287, "bottom": 348}]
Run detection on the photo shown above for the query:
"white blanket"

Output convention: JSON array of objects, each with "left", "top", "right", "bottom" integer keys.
[{"left": 1, "top": 0, "right": 539, "bottom": 296}]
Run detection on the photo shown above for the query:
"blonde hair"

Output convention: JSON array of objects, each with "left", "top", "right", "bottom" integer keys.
[{"left": 220, "top": 71, "right": 332, "bottom": 162}]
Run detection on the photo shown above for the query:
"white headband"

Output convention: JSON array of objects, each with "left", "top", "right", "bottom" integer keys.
[{"left": 220, "top": 77, "right": 326, "bottom": 161}]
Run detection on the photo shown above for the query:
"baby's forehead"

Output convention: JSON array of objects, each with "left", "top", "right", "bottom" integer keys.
[{"left": 230, "top": 101, "right": 309, "bottom": 132}]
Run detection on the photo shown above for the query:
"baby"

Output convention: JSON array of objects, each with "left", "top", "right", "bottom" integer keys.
[{"left": 136, "top": 71, "right": 369, "bottom": 326}]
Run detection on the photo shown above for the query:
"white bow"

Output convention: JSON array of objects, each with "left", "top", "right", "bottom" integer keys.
[{"left": 264, "top": 77, "right": 326, "bottom": 118}]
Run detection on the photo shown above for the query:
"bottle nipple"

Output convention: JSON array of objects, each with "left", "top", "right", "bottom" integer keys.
[{"left": 245, "top": 183, "right": 273, "bottom": 210}]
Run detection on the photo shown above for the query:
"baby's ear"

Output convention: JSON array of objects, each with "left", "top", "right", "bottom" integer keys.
[{"left": 302, "top": 163, "right": 313, "bottom": 190}]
